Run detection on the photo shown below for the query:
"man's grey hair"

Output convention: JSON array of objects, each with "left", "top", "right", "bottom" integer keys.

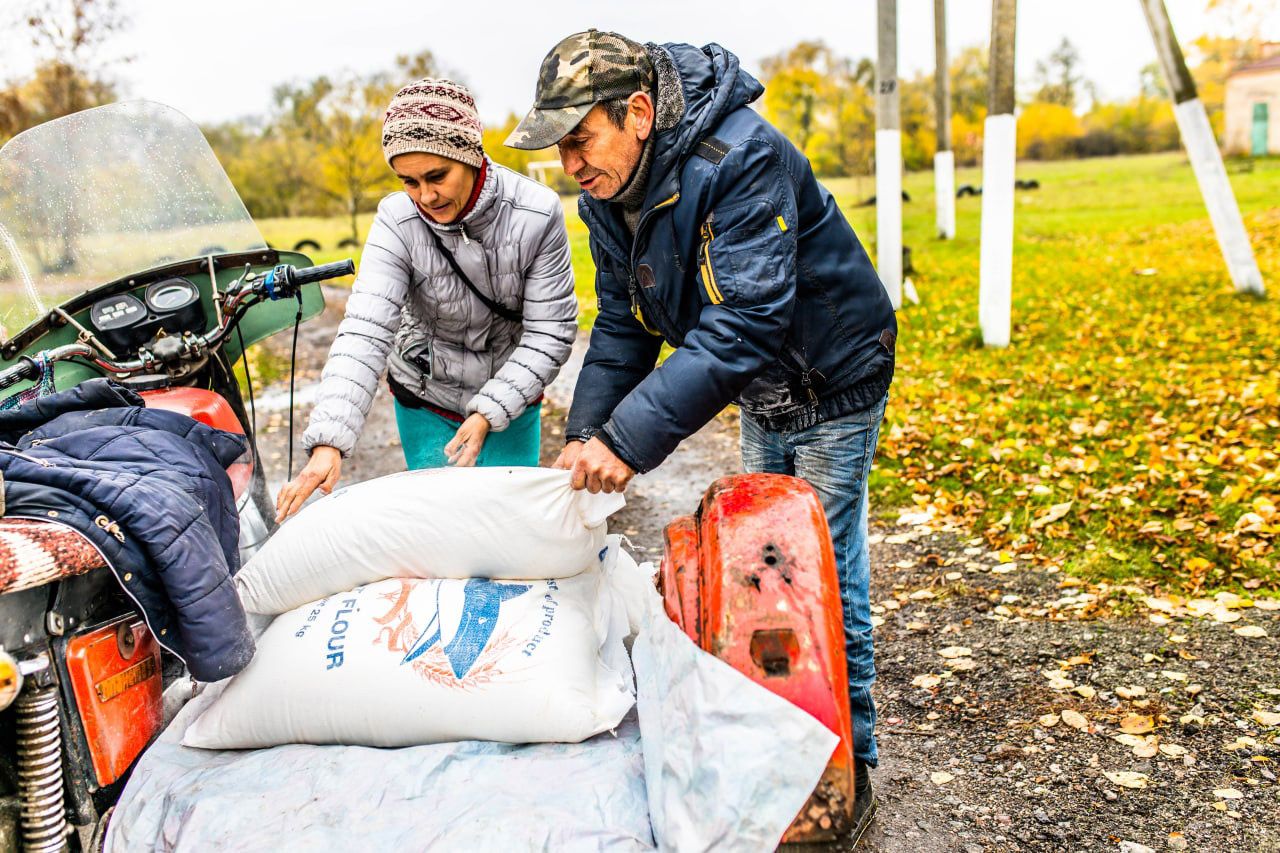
[{"left": 599, "top": 96, "right": 631, "bottom": 130}]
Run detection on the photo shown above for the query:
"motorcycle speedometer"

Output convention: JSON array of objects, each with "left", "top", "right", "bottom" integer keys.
[{"left": 145, "top": 278, "right": 200, "bottom": 313}]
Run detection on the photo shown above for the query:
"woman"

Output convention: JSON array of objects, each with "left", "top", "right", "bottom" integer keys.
[{"left": 276, "top": 78, "right": 577, "bottom": 522}]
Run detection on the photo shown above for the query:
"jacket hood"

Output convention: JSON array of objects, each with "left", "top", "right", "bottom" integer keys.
[{"left": 649, "top": 43, "right": 763, "bottom": 196}]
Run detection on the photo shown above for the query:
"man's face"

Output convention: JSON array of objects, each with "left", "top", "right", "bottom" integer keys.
[{"left": 555, "top": 95, "right": 652, "bottom": 200}]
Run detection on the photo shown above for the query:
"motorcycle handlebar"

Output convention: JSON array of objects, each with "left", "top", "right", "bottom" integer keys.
[
  {"left": 290, "top": 259, "right": 355, "bottom": 287},
  {"left": 0, "top": 258, "right": 356, "bottom": 387}
]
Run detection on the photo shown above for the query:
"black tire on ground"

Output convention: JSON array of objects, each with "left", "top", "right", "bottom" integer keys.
[
  {"left": 293, "top": 239, "right": 322, "bottom": 252},
  {"left": 337, "top": 237, "right": 360, "bottom": 249}
]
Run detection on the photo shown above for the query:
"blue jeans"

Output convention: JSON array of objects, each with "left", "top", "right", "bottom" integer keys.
[{"left": 739, "top": 395, "right": 887, "bottom": 768}]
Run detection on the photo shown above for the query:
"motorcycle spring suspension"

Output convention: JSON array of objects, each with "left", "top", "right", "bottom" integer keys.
[{"left": 15, "top": 684, "right": 68, "bottom": 853}]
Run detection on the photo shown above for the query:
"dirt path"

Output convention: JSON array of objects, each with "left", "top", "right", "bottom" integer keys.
[{"left": 252, "top": 291, "right": 1280, "bottom": 853}]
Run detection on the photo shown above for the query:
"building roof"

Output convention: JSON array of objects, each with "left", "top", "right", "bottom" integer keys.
[{"left": 1230, "top": 54, "right": 1280, "bottom": 78}]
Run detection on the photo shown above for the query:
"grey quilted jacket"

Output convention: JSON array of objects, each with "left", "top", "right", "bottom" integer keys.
[{"left": 303, "top": 160, "right": 577, "bottom": 456}]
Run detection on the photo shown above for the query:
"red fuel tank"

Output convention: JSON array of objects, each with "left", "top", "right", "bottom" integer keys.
[
  {"left": 140, "top": 387, "right": 252, "bottom": 500},
  {"left": 658, "top": 473, "right": 855, "bottom": 843}
]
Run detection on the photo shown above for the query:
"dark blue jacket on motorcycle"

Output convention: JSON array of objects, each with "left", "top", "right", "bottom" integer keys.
[
  {"left": 0, "top": 380, "right": 253, "bottom": 682},
  {"left": 566, "top": 43, "right": 897, "bottom": 474}
]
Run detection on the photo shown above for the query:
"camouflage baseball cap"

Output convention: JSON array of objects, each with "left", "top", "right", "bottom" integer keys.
[{"left": 505, "top": 29, "right": 653, "bottom": 150}]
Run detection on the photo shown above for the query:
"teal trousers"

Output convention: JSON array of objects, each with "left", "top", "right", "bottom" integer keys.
[{"left": 393, "top": 401, "right": 542, "bottom": 470}]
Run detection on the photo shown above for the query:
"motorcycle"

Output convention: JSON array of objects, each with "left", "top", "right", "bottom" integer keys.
[{"left": 0, "top": 101, "right": 353, "bottom": 851}]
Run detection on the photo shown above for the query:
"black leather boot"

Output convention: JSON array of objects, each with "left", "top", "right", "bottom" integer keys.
[{"left": 849, "top": 762, "right": 877, "bottom": 847}]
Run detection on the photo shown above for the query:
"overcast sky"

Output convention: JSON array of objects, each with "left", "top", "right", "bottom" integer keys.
[{"left": 4, "top": 0, "right": 1278, "bottom": 126}]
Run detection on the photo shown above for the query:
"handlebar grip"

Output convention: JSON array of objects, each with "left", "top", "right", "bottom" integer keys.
[
  {"left": 0, "top": 356, "right": 43, "bottom": 391},
  {"left": 291, "top": 259, "right": 355, "bottom": 287}
]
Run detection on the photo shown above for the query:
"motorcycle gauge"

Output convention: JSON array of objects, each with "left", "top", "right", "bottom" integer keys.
[{"left": 145, "top": 278, "right": 200, "bottom": 313}]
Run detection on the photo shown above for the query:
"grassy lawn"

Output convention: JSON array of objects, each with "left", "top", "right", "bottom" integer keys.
[
  {"left": 845, "top": 153, "right": 1279, "bottom": 595},
  {"left": 261, "top": 152, "right": 1280, "bottom": 593}
]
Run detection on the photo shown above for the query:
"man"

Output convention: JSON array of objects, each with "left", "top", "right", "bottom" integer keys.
[{"left": 508, "top": 30, "right": 896, "bottom": 842}]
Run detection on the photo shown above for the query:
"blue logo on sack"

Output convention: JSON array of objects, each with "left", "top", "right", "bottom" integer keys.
[{"left": 402, "top": 579, "right": 531, "bottom": 678}]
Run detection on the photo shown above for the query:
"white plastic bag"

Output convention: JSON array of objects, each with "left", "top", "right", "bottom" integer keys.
[
  {"left": 236, "top": 466, "right": 624, "bottom": 615},
  {"left": 112, "top": 539, "right": 837, "bottom": 852},
  {"left": 185, "top": 559, "right": 634, "bottom": 750}
]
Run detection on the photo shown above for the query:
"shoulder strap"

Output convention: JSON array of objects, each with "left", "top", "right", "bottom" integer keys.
[
  {"left": 693, "top": 136, "right": 730, "bottom": 165},
  {"left": 425, "top": 227, "right": 523, "bottom": 324}
]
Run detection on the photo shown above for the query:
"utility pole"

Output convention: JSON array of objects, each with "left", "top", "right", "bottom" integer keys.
[
  {"left": 934, "top": 0, "right": 956, "bottom": 240},
  {"left": 979, "top": 0, "right": 1017, "bottom": 347},
  {"left": 876, "top": 0, "right": 903, "bottom": 310},
  {"left": 1140, "top": 0, "right": 1264, "bottom": 295}
]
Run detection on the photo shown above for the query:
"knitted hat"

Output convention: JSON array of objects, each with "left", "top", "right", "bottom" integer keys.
[{"left": 382, "top": 78, "right": 484, "bottom": 169}]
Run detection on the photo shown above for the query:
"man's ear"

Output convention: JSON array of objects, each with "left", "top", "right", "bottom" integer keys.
[{"left": 628, "top": 91, "right": 655, "bottom": 142}]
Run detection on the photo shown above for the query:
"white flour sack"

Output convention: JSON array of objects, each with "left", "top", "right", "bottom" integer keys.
[
  {"left": 184, "top": 561, "right": 634, "bottom": 749},
  {"left": 236, "top": 467, "right": 625, "bottom": 614}
]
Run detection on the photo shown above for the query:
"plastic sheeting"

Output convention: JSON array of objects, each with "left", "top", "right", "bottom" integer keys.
[{"left": 108, "top": 541, "right": 837, "bottom": 852}]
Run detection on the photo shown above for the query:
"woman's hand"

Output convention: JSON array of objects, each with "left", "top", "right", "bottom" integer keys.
[
  {"left": 445, "top": 413, "right": 491, "bottom": 467},
  {"left": 275, "top": 446, "right": 343, "bottom": 522}
]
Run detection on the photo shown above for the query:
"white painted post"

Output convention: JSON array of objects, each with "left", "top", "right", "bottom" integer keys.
[
  {"left": 979, "top": 0, "right": 1017, "bottom": 347},
  {"left": 1140, "top": 0, "right": 1264, "bottom": 295},
  {"left": 934, "top": 0, "right": 956, "bottom": 239},
  {"left": 935, "top": 151, "right": 956, "bottom": 239},
  {"left": 876, "top": 0, "right": 903, "bottom": 309},
  {"left": 979, "top": 116, "right": 1016, "bottom": 348}
]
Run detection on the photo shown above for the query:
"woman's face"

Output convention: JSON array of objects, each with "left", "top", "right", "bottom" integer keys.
[{"left": 391, "top": 152, "right": 478, "bottom": 224}]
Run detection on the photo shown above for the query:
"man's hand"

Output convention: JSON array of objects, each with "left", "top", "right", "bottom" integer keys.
[
  {"left": 444, "top": 413, "right": 491, "bottom": 467},
  {"left": 276, "top": 445, "right": 342, "bottom": 522},
  {"left": 552, "top": 439, "right": 586, "bottom": 470},
  {"left": 568, "top": 437, "right": 635, "bottom": 494}
]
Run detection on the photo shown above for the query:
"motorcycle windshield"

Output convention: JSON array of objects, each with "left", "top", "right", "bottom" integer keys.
[{"left": 0, "top": 100, "right": 266, "bottom": 343}]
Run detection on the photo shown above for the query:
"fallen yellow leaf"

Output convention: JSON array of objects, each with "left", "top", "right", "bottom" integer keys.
[
  {"left": 938, "top": 646, "right": 972, "bottom": 659},
  {"left": 930, "top": 771, "right": 955, "bottom": 786},
  {"left": 1233, "top": 625, "right": 1268, "bottom": 638},
  {"left": 1251, "top": 710, "right": 1280, "bottom": 727},
  {"left": 911, "top": 674, "right": 942, "bottom": 690},
  {"left": 1038, "top": 713, "right": 1060, "bottom": 728},
  {"left": 1213, "top": 788, "right": 1243, "bottom": 799},
  {"left": 1104, "top": 771, "right": 1151, "bottom": 789},
  {"left": 1119, "top": 714, "right": 1155, "bottom": 734},
  {"left": 1030, "top": 501, "right": 1074, "bottom": 530},
  {"left": 1061, "top": 709, "right": 1089, "bottom": 731}
]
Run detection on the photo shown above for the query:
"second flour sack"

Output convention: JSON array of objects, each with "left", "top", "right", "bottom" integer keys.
[{"left": 185, "top": 557, "right": 634, "bottom": 749}]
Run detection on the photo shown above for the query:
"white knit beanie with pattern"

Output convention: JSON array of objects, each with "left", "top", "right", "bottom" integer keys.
[{"left": 381, "top": 78, "right": 484, "bottom": 168}]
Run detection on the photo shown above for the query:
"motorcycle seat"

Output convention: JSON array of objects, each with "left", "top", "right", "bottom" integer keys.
[{"left": 0, "top": 517, "right": 106, "bottom": 596}]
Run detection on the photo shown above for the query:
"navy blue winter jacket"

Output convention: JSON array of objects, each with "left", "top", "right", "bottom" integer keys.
[
  {"left": 566, "top": 43, "right": 898, "bottom": 474},
  {"left": 0, "top": 380, "right": 253, "bottom": 681}
]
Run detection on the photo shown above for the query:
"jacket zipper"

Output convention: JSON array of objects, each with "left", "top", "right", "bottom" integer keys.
[
  {"left": 0, "top": 447, "right": 51, "bottom": 467},
  {"left": 698, "top": 216, "right": 724, "bottom": 305},
  {"left": 626, "top": 193, "right": 681, "bottom": 336}
]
